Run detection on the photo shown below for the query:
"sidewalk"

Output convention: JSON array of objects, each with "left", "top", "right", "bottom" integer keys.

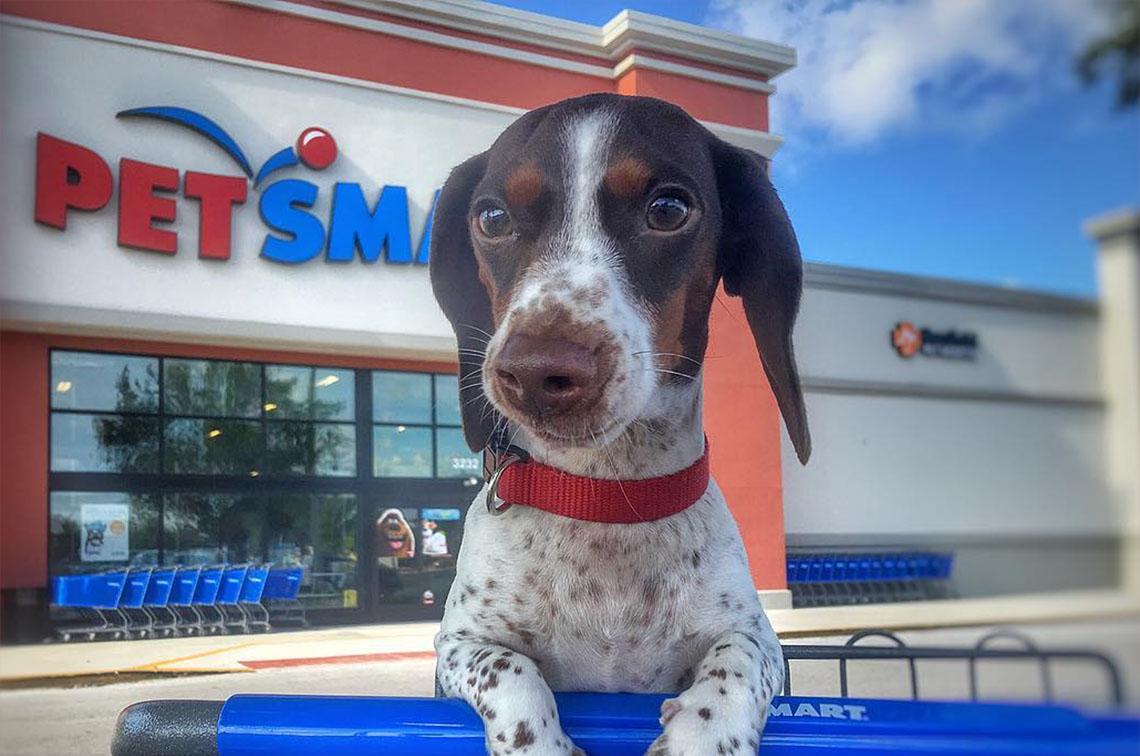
[
  {"left": 0, "top": 622, "right": 439, "bottom": 683},
  {"left": 4, "top": 604, "right": 1139, "bottom": 694}
]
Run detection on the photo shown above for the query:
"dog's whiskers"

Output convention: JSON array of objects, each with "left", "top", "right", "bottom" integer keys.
[
  {"left": 458, "top": 323, "right": 495, "bottom": 340},
  {"left": 589, "top": 423, "right": 644, "bottom": 523},
  {"left": 645, "top": 367, "right": 697, "bottom": 382},
  {"left": 633, "top": 350, "right": 703, "bottom": 368}
]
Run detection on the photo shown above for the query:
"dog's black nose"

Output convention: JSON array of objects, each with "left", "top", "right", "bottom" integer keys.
[{"left": 494, "top": 335, "right": 598, "bottom": 415}]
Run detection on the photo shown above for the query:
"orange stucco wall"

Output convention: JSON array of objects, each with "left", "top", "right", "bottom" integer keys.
[{"left": 703, "top": 292, "right": 787, "bottom": 590}]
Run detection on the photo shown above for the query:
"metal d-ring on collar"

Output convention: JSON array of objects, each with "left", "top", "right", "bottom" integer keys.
[{"left": 485, "top": 444, "right": 530, "bottom": 516}]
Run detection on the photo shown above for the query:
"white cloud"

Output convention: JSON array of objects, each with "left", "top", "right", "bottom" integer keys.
[{"left": 709, "top": 0, "right": 1108, "bottom": 146}]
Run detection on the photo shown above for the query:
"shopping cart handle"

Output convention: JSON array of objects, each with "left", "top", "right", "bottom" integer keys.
[
  {"left": 112, "top": 692, "right": 1140, "bottom": 756},
  {"left": 113, "top": 698, "right": 223, "bottom": 756}
]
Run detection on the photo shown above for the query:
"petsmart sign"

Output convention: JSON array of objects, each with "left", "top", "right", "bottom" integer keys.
[{"left": 33, "top": 106, "right": 437, "bottom": 266}]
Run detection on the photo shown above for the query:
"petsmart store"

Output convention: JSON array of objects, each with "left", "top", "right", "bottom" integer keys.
[{"left": 2, "top": 0, "right": 1138, "bottom": 643}]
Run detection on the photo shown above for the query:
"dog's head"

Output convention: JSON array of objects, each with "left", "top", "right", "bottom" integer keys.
[{"left": 430, "top": 93, "right": 810, "bottom": 464}]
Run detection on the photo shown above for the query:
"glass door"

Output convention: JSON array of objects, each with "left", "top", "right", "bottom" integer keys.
[{"left": 366, "top": 478, "right": 476, "bottom": 622}]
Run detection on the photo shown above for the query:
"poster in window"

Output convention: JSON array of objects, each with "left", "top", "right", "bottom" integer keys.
[
  {"left": 80, "top": 503, "right": 130, "bottom": 562},
  {"left": 375, "top": 508, "right": 415, "bottom": 558}
]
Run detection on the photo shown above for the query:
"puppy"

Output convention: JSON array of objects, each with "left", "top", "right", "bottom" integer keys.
[{"left": 430, "top": 93, "right": 810, "bottom": 755}]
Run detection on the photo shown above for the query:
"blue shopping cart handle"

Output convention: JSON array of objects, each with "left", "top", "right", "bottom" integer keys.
[{"left": 112, "top": 692, "right": 1140, "bottom": 756}]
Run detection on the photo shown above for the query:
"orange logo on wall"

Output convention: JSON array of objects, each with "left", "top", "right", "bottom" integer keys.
[{"left": 891, "top": 321, "right": 923, "bottom": 358}]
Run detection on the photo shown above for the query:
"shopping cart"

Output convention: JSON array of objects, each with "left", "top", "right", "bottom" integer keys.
[
  {"left": 119, "top": 567, "right": 154, "bottom": 638},
  {"left": 237, "top": 564, "right": 272, "bottom": 633},
  {"left": 110, "top": 630, "right": 1138, "bottom": 755},
  {"left": 142, "top": 567, "right": 178, "bottom": 637},
  {"left": 52, "top": 570, "right": 129, "bottom": 642},
  {"left": 263, "top": 566, "right": 306, "bottom": 627}
]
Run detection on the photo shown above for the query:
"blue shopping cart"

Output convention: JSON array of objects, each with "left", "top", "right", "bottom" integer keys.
[
  {"left": 119, "top": 567, "right": 154, "bottom": 639},
  {"left": 237, "top": 564, "right": 272, "bottom": 633},
  {"left": 192, "top": 565, "right": 227, "bottom": 634},
  {"left": 111, "top": 692, "right": 1140, "bottom": 756},
  {"left": 142, "top": 567, "right": 178, "bottom": 637},
  {"left": 217, "top": 564, "right": 249, "bottom": 632},
  {"left": 52, "top": 570, "right": 130, "bottom": 642},
  {"left": 263, "top": 566, "right": 306, "bottom": 627},
  {"left": 110, "top": 629, "right": 1138, "bottom": 754},
  {"left": 787, "top": 551, "right": 956, "bottom": 607},
  {"left": 168, "top": 566, "right": 202, "bottom": 635}
]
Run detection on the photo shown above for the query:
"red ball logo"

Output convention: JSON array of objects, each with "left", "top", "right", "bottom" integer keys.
[
  {"left": 296, "top": 127, "right": 337, "bottom": 170},
  {"left": 891, "top": 321, "right": 923, "bottom": 358}
]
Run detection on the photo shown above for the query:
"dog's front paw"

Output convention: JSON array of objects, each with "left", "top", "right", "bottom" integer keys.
[
  {"left": 645, "top": 693, "right": 761, "bottom": 756},
  {"left": 484, "top": 719, "right": 584, "bottom": 756}
]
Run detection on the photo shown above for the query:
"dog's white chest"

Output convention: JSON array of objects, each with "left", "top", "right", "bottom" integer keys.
[{"left": 439, "top": 479, "right": 761, "bottom": 693}]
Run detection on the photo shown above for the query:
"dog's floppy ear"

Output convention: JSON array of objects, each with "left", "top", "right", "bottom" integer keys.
[
  {"left": 710, "top": 138, "right": 811, "bottom": 464},
  {"left": 429, "top": 151, "right": 499, "bottom": 452}
]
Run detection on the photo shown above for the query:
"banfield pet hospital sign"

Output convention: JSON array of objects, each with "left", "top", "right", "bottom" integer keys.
[{"left": 34, "top": 106, "right": 437, "bottom": 266}]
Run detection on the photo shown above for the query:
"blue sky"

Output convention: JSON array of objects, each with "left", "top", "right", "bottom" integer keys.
[{"left": 494, "top": 0, "right": 1140, "bottom": 297}]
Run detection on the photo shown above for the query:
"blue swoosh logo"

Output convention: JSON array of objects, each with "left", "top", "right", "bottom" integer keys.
[{"left": 116, "top": 106, "right": 254, "bottom": 178}]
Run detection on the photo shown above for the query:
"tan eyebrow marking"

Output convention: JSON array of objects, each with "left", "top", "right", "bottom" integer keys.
[
  {"left": 504, "top": 161, "right": 544, "bottom": 207},
  {"left": 603, "top": 156, "right": 652, "bottom": 199}
]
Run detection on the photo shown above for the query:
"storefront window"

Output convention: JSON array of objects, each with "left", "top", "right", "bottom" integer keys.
[
  {"left": 51, "top": 352, "right": 158, "bottom": 413},
  {"left": 372, "top": 372, "right": 432, "bottom": 424},
  {"left": 51, "top": 413, "right": 159, "bottom": 473},
  {"left": 164, "top": 418, "right": 262, "bottom": 475},
  {"left": 164, "top": 493, "right": 262, "bottom": 566},
  {"left": 434, "top": 374, "right": 462, "bottom": 425},
  {"left": 436, "top": 426, "right": 479, "bottom": 478},
  {"left": 370, "top": 371, "right": 477, "bottom": 478},
  {"left": 163, "top": 359, "right": 260, "bottom": 418},
  {"left": 267, "top": 365, "right": 354, "bottom": 421},
  {"left": 50, "top": 352, "right": 356, "bottom": 479},
  {"left": 49, "top": 491, "right": 161, "bottom": 574},
  {"left": 47, "top": 351, "right": 471, "bottom": 623},
  {"left": 373, "top": 425, "right": 432, "bottom": 477},
  {"left": 267, "top": 422, "right": 356, "bottom": 476}
]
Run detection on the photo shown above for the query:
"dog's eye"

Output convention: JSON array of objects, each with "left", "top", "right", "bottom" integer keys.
[
  {"left": 646, "top": 195, "right": 690, "bottom": 232},
  {"left": 476, "top": 206, "right": 513, "bottom": 239}
]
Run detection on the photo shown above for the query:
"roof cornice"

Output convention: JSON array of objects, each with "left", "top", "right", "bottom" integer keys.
[{"left": 326, "top": 0, "right": 795, "bottom": 79}]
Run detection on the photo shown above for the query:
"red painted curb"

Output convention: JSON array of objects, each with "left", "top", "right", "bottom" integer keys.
[{"left": 240, "top": 650, "right": 438, "bottom": 670}]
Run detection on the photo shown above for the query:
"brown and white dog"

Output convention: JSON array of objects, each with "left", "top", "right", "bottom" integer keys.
[{"left": 430, "top": 93, "right": 811, "bottom": 755}]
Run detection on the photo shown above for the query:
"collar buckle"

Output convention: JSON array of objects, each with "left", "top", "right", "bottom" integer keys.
[{"left": 485, "top": 448, "right": 527, "bottom": 516}]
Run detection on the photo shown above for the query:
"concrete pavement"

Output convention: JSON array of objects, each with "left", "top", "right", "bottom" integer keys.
[
  {"left": 0, "top": 621, "right": 439, "bottom": 681},
  {"left": 0, "top": 657, "right": 437, "bottom": 756}
]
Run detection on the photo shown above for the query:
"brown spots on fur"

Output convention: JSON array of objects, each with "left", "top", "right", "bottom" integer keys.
[
  {"left": 512, "top": 721, "right": 537, "bottom": 748},
  {"left": 604, "top": 156, "right": 652, "bottom": 199},
  {"left": 504, "top": 161, "right": 544, "bottom": 208},
  {"left": 698, "top": 707, "right": 712, "bottom": 720}
]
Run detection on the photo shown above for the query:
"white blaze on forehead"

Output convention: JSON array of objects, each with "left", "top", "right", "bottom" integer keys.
[{"left": 561, "top": 109, "right": 617, "bottom": 267}]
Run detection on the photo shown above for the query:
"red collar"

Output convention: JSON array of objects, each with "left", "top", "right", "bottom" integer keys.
[{"left": 485, "top": 439, "right": 710, "bottom": 524}]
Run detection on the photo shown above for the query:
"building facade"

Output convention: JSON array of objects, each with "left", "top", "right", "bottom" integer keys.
[{"left": 2, "top": 0, "right": 1135, "bottom": 642}]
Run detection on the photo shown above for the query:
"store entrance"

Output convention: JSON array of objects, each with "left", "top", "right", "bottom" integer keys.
[{"left": 363, "top": 477, "right": 478, "bottom": 622}]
